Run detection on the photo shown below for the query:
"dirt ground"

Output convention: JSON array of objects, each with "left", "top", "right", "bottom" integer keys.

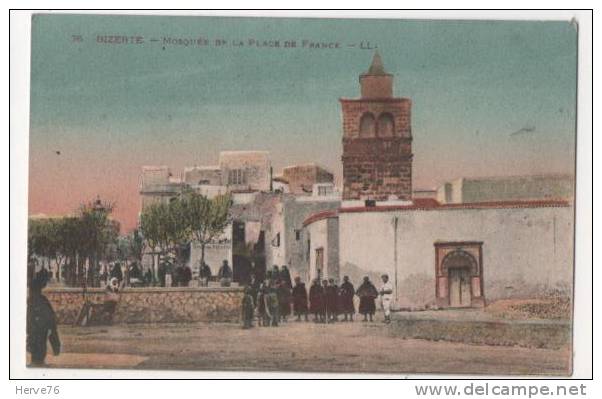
[{"left": 46, "top": 317, "right": 572, "bottom": 376}]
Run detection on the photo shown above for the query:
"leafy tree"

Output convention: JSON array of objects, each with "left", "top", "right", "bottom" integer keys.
[
  {"left": 185, "top": 192, "right": 231, "bottom": 268},
  {"left": 140, "top": 201, "right": 172, "bottom": 279},
  {"left": 78, "top": 198, "right": 118, "bottom": 287}
]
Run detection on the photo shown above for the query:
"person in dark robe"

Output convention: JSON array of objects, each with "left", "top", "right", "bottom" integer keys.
[
  {"left": 339, "top": 275, "right": 356, "bottom": 321},
  {"left": 309, "top": 279, "right": 325, "bottom": 323},
  {"left": 217, "top": 260, "right": 232, "bottom": 287},
  {"left": 241, "top": 287, "right": 255, "bottom": 329},
  {"left": 181, "top": 265, "right": 192, "bottom": 287},
  {"left": 256, "top": 282, "right": 268, "bottom": 326},
  {"left": 127, "top": 262, "right": 143, "bottom": 287},
  {"left": 199, "top": 261, "right": 212, "bottom": 286},
  {"left": 271, "top": 265, "right": 280, "bottom": 284},
  {"left": 266, "top": 283, "right": 280, "bottom": 327},
  {"left": 325, "top": 278, "right": 339, "bottom": 323},
  {"left": 143, "top": 267, "right": 153, "bottom": 286},
  {"left": 157, "top": 261, "right": 167, "bottom": 287},
  {"left": 356, "top": 276, "right": 378, "bottom": 322},
  {"left": 110, "top": 262, "right": 123, "bottom": 283},
  {"left": 279, "top": 265, "right": 293, "bottom": 288},
  {"left": 27, "top": 275, "right": 60, "bottom": 366},
  {"left": 129, "top": 262, "right": 141, "bottom": 278},
  {"left": 248, "top": 274, "right": 260, "bottom": 308},
  {"left": 277, "top": 280, "right": 291, "bottom": 322},
  {"left": 292, "top": 276, "right": 309, "bottom": 321},
  {"left": 35, "top": 267, "right": 50, "bottom": 286},
  {"left": 172, "top": 264, "right": 183, "bottom": 287}
]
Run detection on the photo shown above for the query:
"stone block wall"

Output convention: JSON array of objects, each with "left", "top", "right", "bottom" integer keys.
[{"left": 43, "top": 287, "right": 244, "bottom": 325}]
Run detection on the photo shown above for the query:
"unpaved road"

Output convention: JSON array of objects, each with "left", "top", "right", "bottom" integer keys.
[{"left": 50, "top": 320, "right": 571, "bottom": 376}]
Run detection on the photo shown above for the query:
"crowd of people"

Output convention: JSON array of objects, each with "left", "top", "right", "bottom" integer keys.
[{"left": 241, "top": 265, "right": 395, "bottom": 329}]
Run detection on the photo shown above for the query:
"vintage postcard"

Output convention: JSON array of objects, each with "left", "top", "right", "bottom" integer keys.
[{"left": 24, "top": 13, "right": 577, "bottom": 375}]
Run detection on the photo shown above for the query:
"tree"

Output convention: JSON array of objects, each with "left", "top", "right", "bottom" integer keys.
[
  {"left": 140, "top": 201, "right": 172, "bottom": 281},
  {"left": 128, "top": 228, "right": 146, "bottom": 264},
  {"left": 185, "top": 192, "right": 231, "bottom": 268},
  {"left": 77, "top": 198, "right": 119, "bottom": 287}
]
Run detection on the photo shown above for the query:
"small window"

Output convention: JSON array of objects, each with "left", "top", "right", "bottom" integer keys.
[
  {"left": 228, "top": 169, "right": 247, "bottom": 185},
  {"left": 317, "top": 185, "right": 333, "bottom": 196},
  {"left": 295, "top": 230, "right": 301, "bottom": 241},
  {"left": 271, "top": 232, "right": 280, "bottom": 247}
]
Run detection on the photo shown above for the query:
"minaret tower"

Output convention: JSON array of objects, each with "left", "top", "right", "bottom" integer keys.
[{"left": 339, "top": 51, "right": 413, "bottom": 202}]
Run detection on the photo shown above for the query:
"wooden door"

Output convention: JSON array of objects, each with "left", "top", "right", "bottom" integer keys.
[{"left": 449, "top": 268, "right": 471, "bottom": 307}]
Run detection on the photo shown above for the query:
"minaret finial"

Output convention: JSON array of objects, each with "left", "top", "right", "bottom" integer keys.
[{"left": 366, "top": 50, "right": 386, "bottom": 75}]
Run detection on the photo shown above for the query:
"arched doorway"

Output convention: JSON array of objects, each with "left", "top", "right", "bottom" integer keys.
[{"left": 434, "top": 242, "right": 485, "bottom": 308}]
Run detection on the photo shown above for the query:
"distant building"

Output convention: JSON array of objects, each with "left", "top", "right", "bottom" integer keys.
[
  {"left": 267, "top": 183, "right": 341, "bottom": 281},
  {"left": 139, "top": 153, "right": 341, "bottom": 286},
  {"left": 281, "top": 164, "right": 334, "bottom": 195},
  {"left": 139, "top": 166, "right": 186, "bottom": 208},
  {"left": 412, "top": 189, "right": 437, "bottom": 200},
  {"left": 435, "top": 174, "right": 574, "bottom": 205}
]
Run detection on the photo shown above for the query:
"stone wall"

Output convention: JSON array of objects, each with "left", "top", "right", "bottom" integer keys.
[{"left": 44, "top": 286, "right": 244, "bottom": 325}]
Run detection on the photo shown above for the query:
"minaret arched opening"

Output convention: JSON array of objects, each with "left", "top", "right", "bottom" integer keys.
[
  {"left": 377, "top": 113, "right": 395, "bottom": 137},
  {"left": 359, "top": 112, "right": 376, "bottom": 137}
]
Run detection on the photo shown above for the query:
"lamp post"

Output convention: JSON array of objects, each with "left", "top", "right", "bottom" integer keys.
[{"left": 392, "top": 215, "right": 399, "bottom": 302}]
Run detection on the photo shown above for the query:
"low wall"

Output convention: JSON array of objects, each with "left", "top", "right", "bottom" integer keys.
[{"left": 44, "top": 286, "right": 244, "bottom": 325}]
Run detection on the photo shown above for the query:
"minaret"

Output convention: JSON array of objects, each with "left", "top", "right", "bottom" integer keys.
[{"left": 339, "top": 52, "right": 413, "bottom": 202}]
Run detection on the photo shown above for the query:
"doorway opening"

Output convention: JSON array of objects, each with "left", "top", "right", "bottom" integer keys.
[{"left": 434, "top": 241, "right": 485, "bottom": 308}]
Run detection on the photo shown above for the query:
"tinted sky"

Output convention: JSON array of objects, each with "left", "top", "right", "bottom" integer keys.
[{"left": 29, "top": 14, "right": 577, "bottom": 231}]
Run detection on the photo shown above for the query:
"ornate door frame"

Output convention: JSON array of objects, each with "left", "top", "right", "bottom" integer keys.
[{"left": 434, "top": 241, "right": 485, "bottom": 308}]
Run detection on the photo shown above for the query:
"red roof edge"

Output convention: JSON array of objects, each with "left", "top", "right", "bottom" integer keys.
[{"left": 338, "top": 198, "right": 570, "bottom": 214}]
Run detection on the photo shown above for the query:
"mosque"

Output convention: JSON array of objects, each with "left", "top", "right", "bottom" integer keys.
[{"left": 300, "top": 52, "right": 574, "bottom": 308}]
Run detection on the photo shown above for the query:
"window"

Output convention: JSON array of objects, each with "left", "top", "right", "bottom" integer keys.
[
  {"left": 315, "top": 248, "right": 324, "bottom": 278},
  {"left": 359, "top": 113, "right": 376, "bottom": 137},
  {"left": 317, "top": 185, "right": 333, "bottom": 196},
  {"left": 295, "top": 229, "right": 301, "bottom": 241},
  {"left": 228, "top": 169, "right": 246, "bottom": 185},
  {"left": 377, "top": 113, "right": 395, "bottom": 137},
  {"left": 271, "top": 232, "right": 280, "bottom": 247}
]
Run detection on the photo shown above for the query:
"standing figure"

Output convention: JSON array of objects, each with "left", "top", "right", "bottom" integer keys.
[
  {"left": 270, "top": 265, "right": 280, "bottom": 284},
  {"left": 128, "top": 262, "right": 142, "bottom": 287},
  {"left": 199, "top": 261, "right": 212, "bottom": 286},
  {"left": 143, "top": 267, "right": 153, "bottom": 287},
  {"left": 279, "top": 265, "right": 293, "bottom": 288},
  {"left": 379, "top": 274, "right": 394, "bottom": 324},
  {"left": 356, "top": 276, "right": 378, "bottom": 322},
  {"left": 157, "top": 260, "right": 167, "bottom": 287},
  {"left": 277, "top": 280, "right": 291, "bottom": 322},
  {"left": 325, "top": 278, "right": 339, "bottom": 323},
  {"left": 172, "top": 264, "right": 183, "bottom": 287},
  {"left": 309, "top": 279, "right": 325, "bottom": 322},
  {"left": 241, "top": 287, "right": 255, "bottom": 329},
  {"left": 256, "top": 282, "right": 268, "bottom": 326},
  {"left": 266, "top": 283, "right": 280, "bottom": 327},
  {"left": 181, "top": 265, "right": 192, "bottom": 287},
  {"left": 27, "top": 275, "right": 60, "bottom": 366},
  {"left": 103, "top": 277, "right": 123, "bottom": 324},
  {"left": 110, "top": 262, "right": 123, "bottom": 283},
  {"left": 291, "top": 276, "right": 309, "bottom": 321},
  {"left": 339, "top": 276, "right": 356, "bottom": 322},
  {"left": 217, "top": 260, "right": 232, "bottom": 287}
]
